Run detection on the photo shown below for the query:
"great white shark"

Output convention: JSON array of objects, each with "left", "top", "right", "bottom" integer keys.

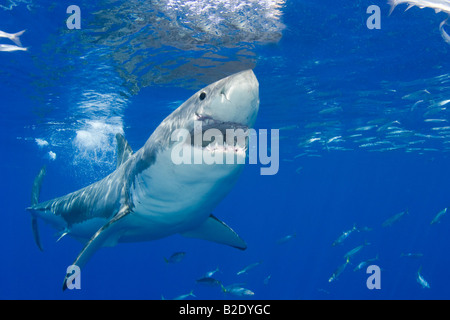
[{"left": 27, "top": 70, "right": 259, "bottom": 290}]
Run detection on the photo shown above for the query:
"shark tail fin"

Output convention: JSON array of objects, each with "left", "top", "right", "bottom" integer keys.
[
  {"left": 10, "top": 29, "right": 26, "bottom": 47},
  {"left": 30, "top": 165, "right": 46, "bottom": 251}
]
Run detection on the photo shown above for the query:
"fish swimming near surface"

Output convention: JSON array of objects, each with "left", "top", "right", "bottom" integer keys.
[
  {"left": 0, "top": 44, "right": 27, "bottom": 52},
  {"left": 388, "top": 0, "right": 450, "bottom": 44},
  {"left": 0, "top": 29, "right": 26, "bottom": 46},
  {"left": 26, "top": 70, "right": 260, "bottom": 290}
]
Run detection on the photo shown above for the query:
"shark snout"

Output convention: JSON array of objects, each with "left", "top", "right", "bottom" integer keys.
[
  {"left": 213, "top": 69, "right": 260, "bottom": 128},
  {"left": 224, "top": 70, "right": 259, "bottom": 101}
]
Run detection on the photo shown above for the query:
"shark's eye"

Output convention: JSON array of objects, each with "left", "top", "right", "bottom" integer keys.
[{"left": 199, "top": 92, "right": 206, "bottom": 101}]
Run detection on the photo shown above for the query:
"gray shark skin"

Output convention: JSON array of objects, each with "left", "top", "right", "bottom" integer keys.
[{"left": 27, "top": 70, "right": 259, "bottom": 290}]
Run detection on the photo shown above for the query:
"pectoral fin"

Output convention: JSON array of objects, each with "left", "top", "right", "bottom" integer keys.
[
  {"left": 62, "top": 205, "right": 132, "bottom": 290},
  {"left": 31, "top": 217, "right": 43, "bottom": 251},
  {"left": 181, "top": 215, "right": 247, "bottom": 250}
]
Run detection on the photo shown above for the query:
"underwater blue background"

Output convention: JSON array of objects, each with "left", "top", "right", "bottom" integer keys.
[{"left": 1, "top": 0, "right": 450, "bottom": 299}]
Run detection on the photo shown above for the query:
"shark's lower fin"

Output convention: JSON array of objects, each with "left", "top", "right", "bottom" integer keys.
[
  {"left": 181, "top": 214, "right": 247, "bottom": 250},
  {"left": 62, "top": 204, "right": 132, "bottom": 291},
  {"left": 30, "top": 166, "right": 46, "bottom": 251}
]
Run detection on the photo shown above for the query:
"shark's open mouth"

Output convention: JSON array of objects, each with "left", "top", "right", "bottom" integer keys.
[{"left": 189, "top": 114, "right": 249, "bottom": 155}]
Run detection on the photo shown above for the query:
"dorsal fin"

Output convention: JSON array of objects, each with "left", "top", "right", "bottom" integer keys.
[{"left": 116, "top": 133, "right": 133, "bottom": 168}]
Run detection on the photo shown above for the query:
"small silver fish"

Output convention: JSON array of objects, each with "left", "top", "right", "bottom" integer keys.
[
  {"left": 276, "top": 232, "right": 296, "bottom": 245},
  {"left": 382, "top": 209, "right": 409, "bottom": 227},
  {"left": 203, "top": 267, "right": 220, "bottom": 278},
  {"left": 0, "top": 44, "right": 27, "bottom": 52},
  {"left": 332, "top": 224, "right": 358, "bottom": 246},
  {"left": 223, "top": 284, "right": 255, "bottom": 296},
  {"left": 0, "top": 29, "right": 26, "bottom": 46},
  {"left": 164, "top": 251, "right": 186, "bottom": 264},
  {"left": 195, "top": 277, "right": 222, "bottom": 287},
  {"left": 174, "top": 290, "right": 196, "bottom": 300},
  {"left": 416, "top": 267, "right": 430, "bottom": 289},
  {"left": 228, "top": 287, "right": 254, "bottom": 296},
  {"left": 237, "top": 261, "right": 262, "bottom": 275},
  {"left": 343, "top": 241, "right": 370, "bottom": 260},
  {"left": 430, "top": 207, "right": 447, "bottom": 225},
  {"left": 329, "top": 258, "right": 350, "bottom": 283},
  {"left": 353, "top": 255, "right": 379, "bottom": 272}
]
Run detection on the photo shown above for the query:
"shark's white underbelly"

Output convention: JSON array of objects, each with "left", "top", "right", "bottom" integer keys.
[{"left": 120, "top": 148, "right": 244, "bottom": 243}]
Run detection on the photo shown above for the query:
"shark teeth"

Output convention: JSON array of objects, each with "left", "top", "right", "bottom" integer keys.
[{"left": 204, "top": 141, "right": 247, "bottom": 155}]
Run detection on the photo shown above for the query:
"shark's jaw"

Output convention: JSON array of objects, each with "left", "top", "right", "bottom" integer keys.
[
  {"left": 141, "top": 69, "right": 259, "bottom": 163},
  {"left": 173, "top": 69, "right": 259, "bottom": 164},
  {"left": 189, "top": 115, "right": 250, "bottom": 160}
]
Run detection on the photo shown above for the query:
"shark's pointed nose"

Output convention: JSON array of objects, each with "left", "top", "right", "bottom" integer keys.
[
  {"left": 228, "top": 69, "right": 259, "bottom": 90},
  {"left": 224, "top": 69, "right": 259, "bottom": 103},
  {"left": 225, "top": 69, "right": 259, "bottom": 121}
]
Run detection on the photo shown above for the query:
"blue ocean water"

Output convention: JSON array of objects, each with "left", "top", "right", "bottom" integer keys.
[{"left": 1, "top": 0, "right": 450, "bottom": 300}]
